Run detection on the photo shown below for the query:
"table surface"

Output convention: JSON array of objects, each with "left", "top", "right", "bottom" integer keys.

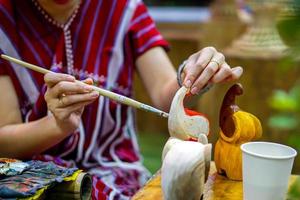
[{"left": 132, "top": 162, "right": 298, "bottom": 200}]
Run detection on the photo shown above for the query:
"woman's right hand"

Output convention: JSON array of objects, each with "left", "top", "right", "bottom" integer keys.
[{"left": 44, "top": 73, "right": 99, "bottom": 135}]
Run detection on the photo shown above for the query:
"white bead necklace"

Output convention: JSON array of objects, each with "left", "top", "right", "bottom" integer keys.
[{"left": 32, "top": 0, "right": 81, "bottom": 75}]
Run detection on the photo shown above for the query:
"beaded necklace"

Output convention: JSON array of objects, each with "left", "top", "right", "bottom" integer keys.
[{"left": 32, "top": 0, "right": 81, "bottom": 74}]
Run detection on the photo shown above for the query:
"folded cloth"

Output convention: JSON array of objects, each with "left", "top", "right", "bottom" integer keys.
[
  {"left": 0, "top": 160, "right": 78, "bottom": 199},
  {"left": 0, "top": 159, "right": 29, "bottom": 177}
]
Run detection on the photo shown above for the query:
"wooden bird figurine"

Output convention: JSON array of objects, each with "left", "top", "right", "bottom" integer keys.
[
  {"left": 214, "top": 83, "right": 263, "bottom": 180},
  {"left": 161, "top": 86, "right": 212, "bottom": 200},
  {"left": 168, "top": 86, "right": 210, "bottom": 143}
]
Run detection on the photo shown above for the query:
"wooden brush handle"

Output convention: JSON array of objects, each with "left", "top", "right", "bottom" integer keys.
[{"left": 1, "top": 54, "right": 169, "bottom": 118}]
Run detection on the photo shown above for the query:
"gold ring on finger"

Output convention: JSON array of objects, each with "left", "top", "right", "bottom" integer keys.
[
  {"left": 58, "top": 93, "right": 66, "bottom": 107},
  {"left": 209, "top": 60, "right": 220, "bottom": 68}
]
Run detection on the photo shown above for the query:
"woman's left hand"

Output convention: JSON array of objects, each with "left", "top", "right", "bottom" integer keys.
[{"left": 181, "top": 47, "right": 243, "bottom": 95}]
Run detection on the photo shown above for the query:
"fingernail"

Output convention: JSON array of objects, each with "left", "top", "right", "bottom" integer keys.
[
  {"left": 191, "top": 87, "right": 198, "bottom": 95},
  {"left": 91, "top": 92, "right": 99, "bottom": 98},
  {"left": 184, "top": 80, "right": 192, "bottom": 88},
  {"left": 66, "top": 75, "right": 75, "bottom": 81},
  {"left": 235, "top": 67, "right": 243, "bottom": 76},
  {"left": 84, "top": 85, "right": 93, "bottom": 91}
]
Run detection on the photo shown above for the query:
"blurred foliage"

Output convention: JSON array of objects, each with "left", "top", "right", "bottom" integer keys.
[
  {"left": 138, "top": 131, "right": 168, "bottom": 174},
  {"left": 268, "top": 85, "right": 300, "bottom": 132},
  {"left": 269, "top": 0, "right": 300, "bottom": 146},
  {"left": 269, "top": 1, "right": 300, "bottom": 198},
  {"left": 268, "top": 1, "right": 300, "bottom": 197},
  {"left": 269, "top": 89, "right": 299, "bottom": 112},
  {"left": 277, "top": 0, "right": 300, "bottom": 58},
  {"left": 287, "top": 177, "right": 300, "bottom": 200}
]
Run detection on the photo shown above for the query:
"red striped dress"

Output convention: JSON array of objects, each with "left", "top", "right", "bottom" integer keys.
[{"left": 0, "top": 0, "right": 168, "bottom": 199}]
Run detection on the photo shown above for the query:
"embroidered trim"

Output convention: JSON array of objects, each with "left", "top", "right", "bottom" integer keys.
[{"left": 69, "top": 68, "right": 130, "bottom": 95}]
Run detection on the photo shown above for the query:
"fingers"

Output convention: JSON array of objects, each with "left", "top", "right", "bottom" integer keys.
[
  {"left": 82, "top": 78, "right": 94, "bottom": 85},
  {"left": 44, "top": 74, "right": 99, "bottom": 117},
  {"left": 221, "top": 66, "right": 243, "bottom": 83},
  {"left": 50, "top": 81, "right": 94, "bottom": 98},
  {"left": 183, "top": 47, "right": 216, "bottom": 88},
  {"left": 45, "top": 73, "right": 94, "bottom": 98},
  {"left": 181, "top": 46, "right": 243, "bottom": 95},
  {"left": 211, "top": 62, "right": 232, "bottom": 83},
  {"left": 191, "top": 53, "right": 225, "bottom": 94},
  {"left": 209, "top": 52, "right": 225, "bottom": 69},
  {"left": 53, "top": 99, "right": 96, "bottom": 122},
  {"left": 44, "top": 73, "right": 98, "bottom": 133},
  {"left": 58, "top": 91, "right": 99, "bottom": 108},
  {"left": 44, "top": 72, "right": 75, "bottom": 88},
  {"left": 47, "top": 91, "right": 98, "bottom": 114}
]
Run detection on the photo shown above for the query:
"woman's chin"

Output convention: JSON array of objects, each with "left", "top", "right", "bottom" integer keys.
[{"left": 53, "top": 0, "right": 70, "bottom": 5}]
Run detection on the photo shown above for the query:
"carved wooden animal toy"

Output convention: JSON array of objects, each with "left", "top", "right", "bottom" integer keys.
[
  {"left": 162, "top": 138, "right": 211, "bottom": 200},
  {"left": 214, "top": 83, "right": 262, "bottom": 181},
  {"left": 161, "top": 86, "right": 211, "bottom": 200},
  {"left": 168, "top": 86, "right": 210, "bottom": 143}
]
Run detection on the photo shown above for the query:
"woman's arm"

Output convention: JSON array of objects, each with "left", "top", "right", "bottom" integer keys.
[
  {"left": 136, "top": 47, "right": 243, "bottom": 112},
  {"left": 136, "top": 47, "right": 178, "bottom": 112},
  {"left": 0, "top": 74, "right": 98, "bottom": 159},
  {"left": 0, "top": 76, "right": 62, "bottom": 158}
]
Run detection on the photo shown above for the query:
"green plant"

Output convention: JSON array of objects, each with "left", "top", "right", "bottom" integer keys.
[{"left": 269, "top": 84, "right": 300, "bottom": 125}]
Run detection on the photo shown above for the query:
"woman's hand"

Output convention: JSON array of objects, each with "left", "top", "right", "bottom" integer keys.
[
  {"left": 44, "top": 73, "right": 99, "bottom": 134},
  {"left": 181, "top": 47, "right": 243, "bottom": 95}
]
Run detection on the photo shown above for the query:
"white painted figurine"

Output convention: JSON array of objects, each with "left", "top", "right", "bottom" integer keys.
[{"left": 162, "top": 86, "right": 212, "bottom": 200}]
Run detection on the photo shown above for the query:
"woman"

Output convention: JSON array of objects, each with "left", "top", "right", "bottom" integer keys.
[{"left": 0, "top": 0, "right": 242, "bottom": 199}]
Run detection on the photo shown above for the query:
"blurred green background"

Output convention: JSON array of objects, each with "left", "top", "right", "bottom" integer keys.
[{"left": 138, "top": 132, "right": 168, "bottom": 174}]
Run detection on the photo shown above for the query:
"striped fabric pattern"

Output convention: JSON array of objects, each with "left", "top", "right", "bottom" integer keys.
[{"left": 0, "top": 0, "right": 168, "bottom": 199}]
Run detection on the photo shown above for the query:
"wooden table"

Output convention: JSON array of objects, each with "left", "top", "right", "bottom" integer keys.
[{"left": 132, "top": 163, "right": 298, "bottom": 200}]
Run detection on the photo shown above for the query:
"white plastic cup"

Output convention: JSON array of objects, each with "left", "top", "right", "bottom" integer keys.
[{"left": 241, "top": 142, "right": 297, "bottom": 200}]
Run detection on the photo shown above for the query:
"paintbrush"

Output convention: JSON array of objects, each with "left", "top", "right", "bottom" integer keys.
[{"left": 1, "top": 54, "right": 169, "bottom": 118}]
